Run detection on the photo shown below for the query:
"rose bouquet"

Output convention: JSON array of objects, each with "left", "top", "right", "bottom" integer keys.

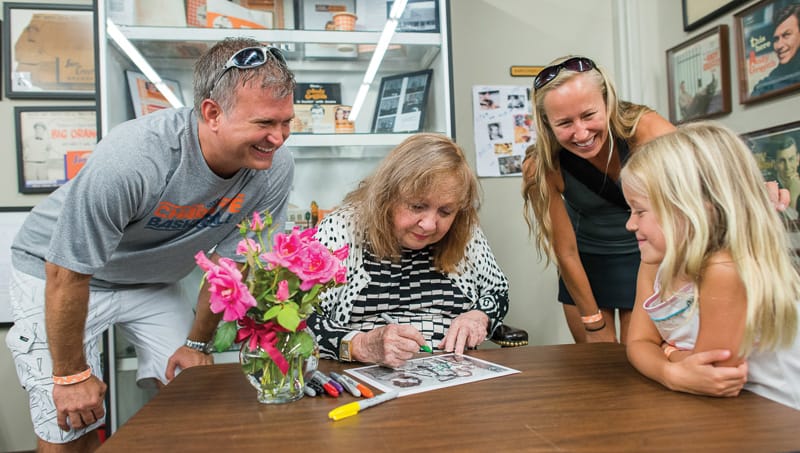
[{"left": 194, "top": 211, "right": 348, "bottom": 403}]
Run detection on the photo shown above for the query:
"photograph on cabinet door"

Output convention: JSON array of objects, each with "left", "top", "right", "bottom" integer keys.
[
  {"left": 666, "top": 25, "right": 732, "bottom": 123},
  {"left": 2, "top": 3, "right": 94, "bottom": 99},
  {"left": 14, "top": 106, "right": 97, "bottom": 194},
  {"left": 735, "top": 0, "right": 800, "bottom": 103}
]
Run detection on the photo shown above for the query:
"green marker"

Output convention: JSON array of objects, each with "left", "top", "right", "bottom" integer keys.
[{"left": 380, "top": 312, "right": 434, "bottom": 354}]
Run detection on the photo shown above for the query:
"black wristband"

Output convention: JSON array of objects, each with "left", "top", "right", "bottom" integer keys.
[{"left": 584, "top": 321, "right": 606, "bottom": 332}]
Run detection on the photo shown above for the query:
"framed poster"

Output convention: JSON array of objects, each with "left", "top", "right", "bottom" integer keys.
[
  {"left": 15, "top": 106, "right": 97, "bottom": 194},
  {"left": 2, "top": 3, "right": 95, "bottom": 99},
  {"left": 372, "top": 69, "right": 432, "bottom": 133},
  {"left": 682, "top": 0, "right": 747, "bottom": 31},
  {"left": 735, "top": 0, "right": 800, "bottom": 104},
  {"left": 666, "top": 25, "right": 731, "bottom": 124},
  {"left": 126, "top": 71, "right": 184, "bottom": 118},
  {"left": 741, "top": 121, "right": 800, "bottom": 260}
]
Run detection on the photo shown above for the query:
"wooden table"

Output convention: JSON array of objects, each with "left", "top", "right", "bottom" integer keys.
[{"left": 99, "top": 344, "right": 800, "bottom": 452}]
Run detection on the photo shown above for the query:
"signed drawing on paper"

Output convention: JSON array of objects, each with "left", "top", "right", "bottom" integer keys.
[{"left": 344, "top": 354, "right": 520, "bottom": 397}]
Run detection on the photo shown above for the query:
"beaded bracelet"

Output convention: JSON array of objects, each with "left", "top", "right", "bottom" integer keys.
[
  {"left": 580, "top": 310, "right": 604, "bottom": 325},
  {"left": 52, "top": 368, "right": 92, "bottom": 386}
]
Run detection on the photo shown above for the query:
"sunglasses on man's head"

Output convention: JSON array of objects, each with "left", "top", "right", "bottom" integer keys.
[
  {"left": 211, "top": 46, "right": 286, "bottom": 92},
  {"left": 533, "top": 57, "right": 596, "bottom": 90}
]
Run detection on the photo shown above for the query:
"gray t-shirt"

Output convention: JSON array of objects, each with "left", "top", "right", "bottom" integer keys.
[{"left": 12, "top": 107, "right": 294, "bottom": 289}]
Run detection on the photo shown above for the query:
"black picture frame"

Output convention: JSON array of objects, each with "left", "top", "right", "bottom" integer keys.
[
  {"left": 389, "top": 0, "right": 439, "bottom": 33},
  {"left": 15, "top": 106, "right": 97, "bottom": 194},
  {"left": 741, "top": 120, "right": 800, "bottom": 207},
  {"left": 666, "top": 25, "right": 732, "bottom": 124},
  {"left": 734, "top": 0, "right": 800, "bottom": 104},
  {"left": 372, "top": 69, "right": 432, "bottom": 133},
  {"left": 682, "top": 0, "right": 747, "bottom": 32},
  {"left": 2, "top": 2, "right": 95, "bottom": 99}
]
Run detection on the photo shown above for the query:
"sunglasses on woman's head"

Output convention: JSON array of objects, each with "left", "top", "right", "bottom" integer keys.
[
  {"left": 533, "top": 57, "right": 596, "bottom": 90},
  {"left": 210, "top": 46, "right": 286, "bottom": 93}
]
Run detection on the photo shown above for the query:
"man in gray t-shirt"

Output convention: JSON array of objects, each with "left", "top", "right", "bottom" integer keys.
[{"left": 6, "top": 38, "right": 296, "bottom": 452}]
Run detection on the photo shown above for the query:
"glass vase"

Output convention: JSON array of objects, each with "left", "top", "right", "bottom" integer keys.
[{"left": 239, "top": 327, "right": 319, "bottom": 404}]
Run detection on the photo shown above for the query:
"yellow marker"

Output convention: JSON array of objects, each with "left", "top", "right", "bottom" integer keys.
[{"left": 328, "top": 390, "right": 399, "bottom": 421}]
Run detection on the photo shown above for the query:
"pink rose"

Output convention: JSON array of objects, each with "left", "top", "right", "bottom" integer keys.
[
  {"left": 236, "top": 238, "right": 261, "bottom": 256},
  {"left": 195, "top": 253, "right": 256, "bottom": 322}
]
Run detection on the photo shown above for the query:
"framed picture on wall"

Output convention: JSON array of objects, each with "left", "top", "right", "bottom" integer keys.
[
  {"left": 741, "top": 120, "right": 800, "bottom": 210},
  {"left": 682, "top": 0, "right": 747, "bottom": 31},
  {"left": 125, "top": 71, "right": 183, "bottom": 118},
  {"left": 2, "top": 3, "right": 95, "bottom": 99},
  {"left": 15, "top": 106, "right": 97, "bottom": 194},
  {"left": 372, "top": 69, "right": 432, "bottom": 133},
  {"left": 734, "top": 0, "right": 800, "bottom": 104},
  {"left": 741, "top": 121, "right": 800, "bottom": 258},
  {"left": 666, "top": 25, "right": 731, "bottom": 124}
]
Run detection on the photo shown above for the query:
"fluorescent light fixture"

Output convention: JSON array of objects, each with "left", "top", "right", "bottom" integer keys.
[
  {"left": 106, "top": 19, "right": 184, "bottom": 108},
  {"left": 348, "top": 0, "right": 408, "bottom": 122}
]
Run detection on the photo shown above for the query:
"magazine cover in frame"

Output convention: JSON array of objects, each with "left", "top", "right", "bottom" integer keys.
[
  {"left": 666, "top": 25, "right": 732, "bottom": 124},
  {"left": 742, "top": 121, "right": 800, "bottom": 262},
  {"left": 735, "top": 0, "right": 800, "bottom": 104}
]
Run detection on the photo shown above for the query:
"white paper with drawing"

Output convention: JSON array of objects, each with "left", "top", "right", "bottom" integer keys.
[{"left": 344, "top": 354, "right": 519, "bottom": 397}]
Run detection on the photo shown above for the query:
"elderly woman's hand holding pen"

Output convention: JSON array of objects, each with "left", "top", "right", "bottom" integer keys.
[{"left": 349, "top": 314, "right": 429, "bottom": 368}]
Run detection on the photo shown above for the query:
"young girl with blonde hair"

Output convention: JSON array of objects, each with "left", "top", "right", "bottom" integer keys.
[{"left": 622, "top": 121, "right": 800, "bottom": 408}]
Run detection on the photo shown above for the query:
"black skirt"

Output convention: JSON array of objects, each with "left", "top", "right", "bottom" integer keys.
[{"left": 557, "top": 251, "right": 640, "bottom": 310}]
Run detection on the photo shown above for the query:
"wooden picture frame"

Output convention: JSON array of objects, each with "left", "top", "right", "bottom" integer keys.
[
  {"left": 15, "top": 106, "right": 97, "bottom": 194},
  {"left": 735, "top": 0, "right": 800, "bottom": 104},
  {"left": 125, "top": 71, "right": 184, "bottom": 118},
  {"left": 2, "top": 3, "right": 95, "bottom": 99},
  {"left": 372, "top": 69, "right": 432, "bottom": 133},
  {"left": 682, "top": 0, "right": 747, "bottom": 32},
  {"left": 666, "top": 25, "right": 732, "bottom": 124}
]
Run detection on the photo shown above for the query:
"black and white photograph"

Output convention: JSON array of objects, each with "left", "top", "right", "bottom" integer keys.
[
  {"left": 372, "top": 69, "right": 432, "bottom": 133},
  {"left": 15, "top": 106, "right": 96, "bottom": 193}
]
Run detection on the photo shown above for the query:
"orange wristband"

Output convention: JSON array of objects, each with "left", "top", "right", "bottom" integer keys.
[
  {"left": 580, "top": 310, "right": 603, "bottom": 324},
  {"left": 53, "top": 368, "right": 92, "bottom": 386},
  {"left": 663, "top": 345, "right": 679, "bottom": 359}
]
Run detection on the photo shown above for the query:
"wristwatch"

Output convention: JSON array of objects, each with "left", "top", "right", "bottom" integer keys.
[
  {"left": 184, "top": 339, "right": 213, "bottom": 354},
  {"left": 339, "top": 331, "right": 358, "bottom": 362}
]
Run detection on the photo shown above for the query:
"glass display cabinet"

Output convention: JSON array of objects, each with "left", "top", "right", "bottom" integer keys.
[{"left": 94, "top": 0, "right": 453, "bottom": 431}]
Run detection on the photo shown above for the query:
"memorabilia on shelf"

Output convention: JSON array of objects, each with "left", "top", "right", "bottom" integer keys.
[
  {"left": 14, "top": 106, "right": 97, "bottom": 194},
  {"left": 3, "top": 3, "right": 95, "bottom": 99},
  {"left": 334, "top": 105, "right": 355, "bottom": 133},
  {"left": 291, "top": 82, "right": 342, "bottom": 134},
  {"left": 666, "top": 25, "right": 732, "bottom": 124},
  {"left": 372, "top": 70, "right": 432, "bottom": 133},
  {"left": 389, "top": 0, "right": 438, "bottom": 32},
  {"left": 206, "top": 0, "right": 272, "bottom": 28},
  {"left": 126, "top": 71, "right": 184, "bottom": 118},
  {"left": 300, "top": 0, "right": 358, "bottom": 58}
]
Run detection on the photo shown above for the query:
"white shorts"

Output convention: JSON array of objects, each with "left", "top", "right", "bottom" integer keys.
[{"left": 5, "top": 268, "right": 194, "bottom": 444}]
